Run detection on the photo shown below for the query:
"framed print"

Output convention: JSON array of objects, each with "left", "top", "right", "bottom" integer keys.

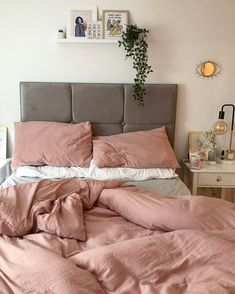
[
  {"left": 103, "top": 10, "right": 129, "bottom": 40},
  {"left": 87, "top": 21, "right": 103, "bottom": 39},
  {"left": 68, "top": 8, "right": 97, "bottom": 38},
  {"left": 0, "top": 126, "right": 7, "bottom": 159},
  {"left": 188, "top": 131, "right": 203, "bottom": 158}
]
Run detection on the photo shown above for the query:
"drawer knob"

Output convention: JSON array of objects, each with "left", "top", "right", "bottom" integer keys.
[{"left": 216, "top": 176, "right": 222, "bottom": 182}]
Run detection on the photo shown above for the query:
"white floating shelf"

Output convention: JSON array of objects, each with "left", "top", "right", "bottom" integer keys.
[{"left": 57, "top": 38, "right": 118, "bottom": 44}]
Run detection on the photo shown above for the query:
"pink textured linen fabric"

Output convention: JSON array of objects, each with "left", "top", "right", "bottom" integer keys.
[
  {"left": 98, "top": 184, "right": 235, "bottom": 231},
  {"left": 12, "top": 121, "right": 92, "bottom": 171},
  {"left": 73, "top": 230, "right": 235, "bottom": 293},
  {"left": 0, "top": 179, "right": 235, "bottom": 293},
  {"left": 93, "top": 127, "right": 179, "bottom": 168},
  {"left": 0, "top": 236, "right": 105, "bottom": 294},
  {"left": 0, "top": 178, "right": 120, "bottom": 239},
  {"left": 36, "top": 192, "right": 86, "bottom": 240}
]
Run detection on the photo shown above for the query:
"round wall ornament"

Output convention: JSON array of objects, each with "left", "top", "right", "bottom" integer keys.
[{"left": 195, "top": 60, "right": 221, "bottom": 78}]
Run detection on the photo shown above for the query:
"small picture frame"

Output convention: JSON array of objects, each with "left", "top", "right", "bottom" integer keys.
[
  {"left": 68, "top": 8, "right": 97, "bottom": 38},
  {"left": 0, "top": 126, "right": 7, "bottom": 159},
  {"left": 87, "top": 21, "right": 103, "bottom": 39},
  {"left": 190, "top": 154, "right": 201, "bottom": 169},
  {"left": 103, "top": 10, "right": 129, "bottom": 40}
]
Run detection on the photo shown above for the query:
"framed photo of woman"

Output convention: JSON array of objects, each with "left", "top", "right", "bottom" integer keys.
[
  {"left": 103, "top": 10, "right": 129, "bottom": 40},
  {"left": 68, "top": 8, "right": 97, "bottom": 38},
  {"left": 0, "top": 126, "right": 7, "bottom": 159}
]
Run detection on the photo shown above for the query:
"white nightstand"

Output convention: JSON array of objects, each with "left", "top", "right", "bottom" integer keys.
[
  {"left": 0, "top": 158, "right": 11, "bottom": 185},
  {"left": 182, "top": 160, "right": 235, "bottom": 201}
]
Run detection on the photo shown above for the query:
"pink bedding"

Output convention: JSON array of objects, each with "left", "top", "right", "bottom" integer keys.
[
  {"left": 12, "top": 121, "right": 92, "bottom": 171},
  {"left": 93, "top": 127, "right": 179, "bottom": 168},
  {"left": 0, "top": 179, "right": 234, "bottom": 293}
]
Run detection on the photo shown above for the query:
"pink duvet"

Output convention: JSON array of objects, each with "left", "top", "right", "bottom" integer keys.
[{"left": 0, "top": 179, "right": 234, "bottom": 293}]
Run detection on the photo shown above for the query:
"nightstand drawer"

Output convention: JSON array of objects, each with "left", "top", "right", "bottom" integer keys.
[{"left": 198, "top": 173, "right": 235, "bottom": 186}]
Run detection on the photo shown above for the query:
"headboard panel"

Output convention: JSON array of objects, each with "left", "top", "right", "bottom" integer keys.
[
  {"left": 20, "top": 83, "right": 72, "bottom": 122},
  {"left": 20, "top": 82, "right": 177, "bottom": 145}
]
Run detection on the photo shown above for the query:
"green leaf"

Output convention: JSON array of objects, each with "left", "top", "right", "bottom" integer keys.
[{"left": 119, "top": 24, "right": 153, "bottom": 106}]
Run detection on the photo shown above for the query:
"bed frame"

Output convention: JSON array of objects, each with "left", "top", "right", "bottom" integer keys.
[{"left": 20, "top": 82, "right": 177, "bottom": 146}]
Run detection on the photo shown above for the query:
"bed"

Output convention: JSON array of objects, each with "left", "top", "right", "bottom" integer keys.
[{"left": 0, "top": 82, "right": 234, "bottom": 293}]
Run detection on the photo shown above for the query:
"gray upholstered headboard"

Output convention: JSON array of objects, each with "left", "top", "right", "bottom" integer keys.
[{"left": 20, "top": 82, "right": 177, "bottom": 145}]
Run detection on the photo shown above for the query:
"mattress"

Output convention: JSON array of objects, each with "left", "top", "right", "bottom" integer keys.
[{"left": 1, "top": 172, "right": 191, "bottom": 196}]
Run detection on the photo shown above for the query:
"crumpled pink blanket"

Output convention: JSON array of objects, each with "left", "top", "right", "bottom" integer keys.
[
  {"left": 0, "top": 179, "right": 120, "bottom": 240},
  {"left": 0, "top": 179, "right": 234, "bottom": 293}
]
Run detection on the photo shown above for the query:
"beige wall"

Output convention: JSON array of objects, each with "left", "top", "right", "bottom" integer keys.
[{"left": 0, "top": 0, "right": 235, "bottom": 158}]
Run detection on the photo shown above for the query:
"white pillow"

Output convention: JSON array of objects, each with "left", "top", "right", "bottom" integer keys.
[
  {"left": 15, "top": 165, "right": 90, "bottom": 179},
  {"left": 14, "top": 159, "right": 177, "bottom": 181},
  {"left": 88, "top": 160, "right": 177, "bottom": 180}
]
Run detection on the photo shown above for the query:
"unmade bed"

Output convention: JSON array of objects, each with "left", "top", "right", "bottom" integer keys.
[{"left": 0, "top": 82, "right": 234, "bottom": 294}]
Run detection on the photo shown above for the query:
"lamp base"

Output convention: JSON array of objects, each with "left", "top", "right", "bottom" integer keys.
[{"left": 219, "top": 159, "right": 235, "bottom": 165}]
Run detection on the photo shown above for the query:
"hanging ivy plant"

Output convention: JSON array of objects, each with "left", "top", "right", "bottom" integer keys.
[{"left": 118, "top": 25, "right": 153, "bottom": 106}]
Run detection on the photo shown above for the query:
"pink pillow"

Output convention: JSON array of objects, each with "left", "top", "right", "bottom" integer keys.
[
  {"left": 93, "top": 127, "right": 179, "bottom": 168},
  {"left": 12, "top": 121, "right": 92, "bottom": 171}
]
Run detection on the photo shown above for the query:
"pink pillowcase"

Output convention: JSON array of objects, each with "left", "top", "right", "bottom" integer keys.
[
  {"left": 12, "top": 121, "right": 92, "bottom": 171},
  {"left": 93, "top": 127, "right": 179, "bottom": 168}
]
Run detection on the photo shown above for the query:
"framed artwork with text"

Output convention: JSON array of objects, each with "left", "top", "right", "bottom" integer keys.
[{"left": 103, "top": 10, "right": 129, "bottom": 40}]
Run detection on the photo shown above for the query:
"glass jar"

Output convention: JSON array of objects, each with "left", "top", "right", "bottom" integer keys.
[
  {"left": 58, "top": 30, "right": 65, "bottom": 39},
  {"left": 208, "top": 150, "right": 217, "bottom": 164}
]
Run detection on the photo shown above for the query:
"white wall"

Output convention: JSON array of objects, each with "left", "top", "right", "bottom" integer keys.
[{"left": 0, "top": 0, "right": 235, "bottom": 158}]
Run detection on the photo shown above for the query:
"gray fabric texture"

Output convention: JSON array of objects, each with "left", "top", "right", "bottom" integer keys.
[{"left": 0, "top": 173, "right": 190, "bottom": 196}]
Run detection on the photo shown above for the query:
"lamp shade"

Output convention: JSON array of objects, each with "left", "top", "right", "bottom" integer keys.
[{"left": 213, "top": 119, "right": 228, "bottom": 135}]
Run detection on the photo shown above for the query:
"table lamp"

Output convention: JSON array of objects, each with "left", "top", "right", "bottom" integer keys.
[{"left": 213, "top": 103, "right": 235, "bottom": 163}]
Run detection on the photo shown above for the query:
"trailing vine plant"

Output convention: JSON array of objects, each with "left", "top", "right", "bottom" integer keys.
[{"left": 118, "top": 25, "right": 153, "bottom": 106}]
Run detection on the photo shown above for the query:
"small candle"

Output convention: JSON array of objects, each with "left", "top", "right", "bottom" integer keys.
[{"left": 226, "top": 150, "right": 234, "bottom": 160}]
